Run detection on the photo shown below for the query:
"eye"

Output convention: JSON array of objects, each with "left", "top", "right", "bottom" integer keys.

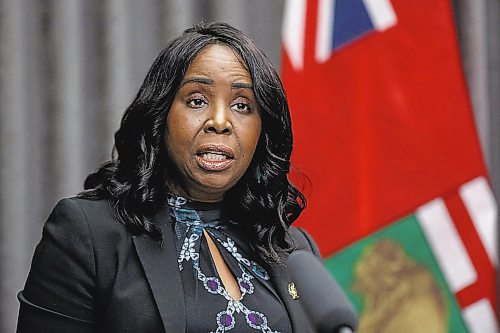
[
  {"left": 231, "top": 102, "right": 252, "bottom": 113},
  {"left": 187, "top": 97, "right": 207, "bottom": 108}
]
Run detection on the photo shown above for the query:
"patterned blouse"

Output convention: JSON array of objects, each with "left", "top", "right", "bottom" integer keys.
[{"left": 167, "top": 195, "right": 293, "bottom": 333}]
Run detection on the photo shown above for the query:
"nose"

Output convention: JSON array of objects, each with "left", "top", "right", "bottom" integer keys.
[{"left": 204, "top": 102, "right": 232, "bottom": 134}]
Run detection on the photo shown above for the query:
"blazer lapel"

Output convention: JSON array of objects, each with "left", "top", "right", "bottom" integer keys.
[
  {"left": 267, "top": 260, "right": 315, "bottom": 333},
  {"left": 133, "top": 207, "right": 186, "bottom": 333}
]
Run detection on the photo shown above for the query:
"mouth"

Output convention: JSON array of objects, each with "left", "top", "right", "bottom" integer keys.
[{"left": 195, "top": 144, "right": 235, "bottom": 171}]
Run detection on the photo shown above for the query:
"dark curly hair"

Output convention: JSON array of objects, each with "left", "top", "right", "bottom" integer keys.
[{"left": 79, "top": 22, "right": 306, "bottom": 263}]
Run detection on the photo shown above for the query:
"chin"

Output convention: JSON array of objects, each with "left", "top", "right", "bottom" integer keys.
[
  {"left": 200, "top": 182, "right": 233, "bottom": 194},
  {"left": 197, "top": 177, "right": 238, "bottom": 194}
]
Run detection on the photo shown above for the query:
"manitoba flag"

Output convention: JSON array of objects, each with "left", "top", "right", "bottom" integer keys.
[{"left": 281, "top": 0, "right": 498, "bottom": 332}]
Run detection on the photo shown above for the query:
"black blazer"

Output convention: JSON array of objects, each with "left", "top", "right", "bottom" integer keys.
[{"left": 17, "top": 197, "right": 321, "bottom": 333}]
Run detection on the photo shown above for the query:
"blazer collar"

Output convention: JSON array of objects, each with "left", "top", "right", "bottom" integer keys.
[
  {"left": 133, "top": 206, "right": 186, "bottom": 333},
  {"left": 133, "top": 206, "right": 313, "bottom": 333}
]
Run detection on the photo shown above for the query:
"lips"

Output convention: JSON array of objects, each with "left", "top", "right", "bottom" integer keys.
[{"left": 195, "top": 144, "right": 235, "bottom": 171}]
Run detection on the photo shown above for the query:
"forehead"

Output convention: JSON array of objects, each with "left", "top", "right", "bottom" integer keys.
[{"left": 184, "top": 44, "right": 251, "bottom": 81}]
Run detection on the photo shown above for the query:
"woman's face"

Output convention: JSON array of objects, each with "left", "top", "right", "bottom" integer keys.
[{"left": 165, "top": 44, "right": 262, "bottom": 202}]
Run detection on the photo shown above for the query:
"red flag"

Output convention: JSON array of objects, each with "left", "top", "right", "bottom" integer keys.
[{"left": 282, "top": 0, "right": 497, "bottom": 331}]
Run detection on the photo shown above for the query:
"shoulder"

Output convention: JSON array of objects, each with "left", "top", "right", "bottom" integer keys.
[
  {"left": 42, "top": 197, "right": 137, "bottom": 265},
  {"left": 56, "top": 196, "right": 113, "bottom": 221},
  {"left": 35, "top": 196, "right": 123, "bottom": 272},
  {"left": 21, "top": 197, "right": 139, "bottom": 322},
  {"left": 40, "top": 198, "right": 97, "bottom": 254},
  {"left": 288, "top": 226, "right": 321, "bottom": 257},
  {"left": 48, "top": 196, "right": 112, "bottom": 226},
  {"left": 51, "top": 196, "right": 130, "bottom": 238},
  {"left": 20, "top": 198, "right": 108, "bottom": 324}
]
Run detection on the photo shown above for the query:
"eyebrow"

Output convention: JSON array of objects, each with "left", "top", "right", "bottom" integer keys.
[
  {"left": 181, "top": 77, "right": 213, "bottom": 87},
  {"left": 231, "top": 82, "right": 253, "bottom": 90},
  {"left": 180, "top": 77, "right": 253, "bottom": 90}
]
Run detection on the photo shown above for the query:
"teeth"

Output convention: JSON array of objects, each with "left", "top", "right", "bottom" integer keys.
[{"left": 202, "top": 153, "right": 227, "bottom": 161}]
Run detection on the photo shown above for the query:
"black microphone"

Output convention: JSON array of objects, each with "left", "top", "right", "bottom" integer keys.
[{"left": 287, "top": 250, "right": 358, "bottom": 333}]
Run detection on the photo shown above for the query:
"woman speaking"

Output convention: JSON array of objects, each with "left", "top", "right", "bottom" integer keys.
[{"left": 17, "top": 22, "right": 320, "bottom": 333}]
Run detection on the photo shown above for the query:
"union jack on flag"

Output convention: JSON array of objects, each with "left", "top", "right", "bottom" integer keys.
[{"left": 283, "top": 0, "right": 397, "bottom": 68}]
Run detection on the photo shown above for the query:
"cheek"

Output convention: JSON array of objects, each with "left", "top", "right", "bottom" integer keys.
[
  {"left": 166, "top": 113, "right": 194, "bottom": 147},
  {"left": 165, "top": 120, "right": 188, "bottom": 164},
  {"left": 242, "top": 120, "right": 262, "bottom": 161},
  {"left": 251, "top": 118, "right": 262, "bottom": 147}
]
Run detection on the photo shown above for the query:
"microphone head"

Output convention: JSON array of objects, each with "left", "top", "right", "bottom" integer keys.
[{"left": 287, "top": 250, "right": 358, "bottom": 332}]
